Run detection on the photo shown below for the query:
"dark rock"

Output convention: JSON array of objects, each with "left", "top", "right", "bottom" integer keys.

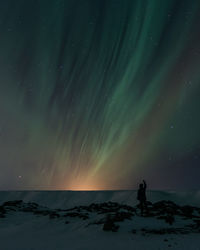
[
  {"left": 157, "top": 214, "right": 175, "bottom": 225},
  {"left": 121, "top": 204, "right": 136, "bottom": 213},
  {"left": 27, "top": 202, "right": 39, "bottom": 208},
  {"left": 7, "top": 208, "right": 16, "bottom": 211},
  {"left": 151, "top": 200, "right": 180, "bottom": 217},
  {"left": 21, "top": 207, "right": 35, "bottom": 212},
  {"left": 3, "top": 200, "right": 23, "bottom": 207},
  {"left": 64, "top": 202, "right": 136, "bottom": 216},
  {"left": 49, "top": 212, "right": 60, "bottom": 219},
  {"left": 180, "top": 206, "right": 194, "bottom": 218},
  {"left": 146, "top": 201, "right": 153, "bottom": 206},
  {"left": 33, "top": 210, "right": 50, "bottom": 216},
  {"left": 63, "top": 212, "right": 89, "bottom": 220},
  {"left": 109, "top": 211, "right": 134, "bottom": 222},
  {"left": 103, "top": 220, "right": 119, "bottom": 232},
  {"left": 165, "top": 215, "right": 175, "bottom": 225},
  {"left": 0, "top": 206, "right": 6, "bottom": 214},
  {"left": 193, "top": 219, "right": 200, "bottom": 227}
]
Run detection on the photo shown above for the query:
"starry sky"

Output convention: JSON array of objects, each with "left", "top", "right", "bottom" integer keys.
[{"left": 0, "top": 0, "right": 200, "bottom": 190}]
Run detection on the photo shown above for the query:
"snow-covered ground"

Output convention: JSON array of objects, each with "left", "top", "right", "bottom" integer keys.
[{"left": 0, "top": 190, "right": 200, "bottom": 250}]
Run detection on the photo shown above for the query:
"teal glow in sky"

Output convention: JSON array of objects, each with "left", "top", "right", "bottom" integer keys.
[{"left": 0, "top": 0, "right": 200, "bottom": 190}]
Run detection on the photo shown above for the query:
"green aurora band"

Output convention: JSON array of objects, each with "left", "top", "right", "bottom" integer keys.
[{"left": 0, "top": 0, "right": 200, "bottom": 190}]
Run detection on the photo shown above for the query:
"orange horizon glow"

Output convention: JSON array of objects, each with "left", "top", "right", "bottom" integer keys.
[
  {"left": 66, "top": 184, "right": 103, "bottom": 191},
  {"left": 64, "top": 178, "right": 103, "bottom": 191},
  {"left": 63, "top": 177, "right": 137, "bottom": 191}
]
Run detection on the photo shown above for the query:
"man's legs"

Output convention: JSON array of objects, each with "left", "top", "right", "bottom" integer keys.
[{"left": 140, "top": 201, "right": 144, "bottom": 216}]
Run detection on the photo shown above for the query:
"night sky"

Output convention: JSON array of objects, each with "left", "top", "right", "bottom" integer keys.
[{"left": 0, "top": 0, "right": 200, "bottom": 190}]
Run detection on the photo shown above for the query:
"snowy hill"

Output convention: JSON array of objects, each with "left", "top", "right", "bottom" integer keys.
[
  {"left": 0, "top": 190, "right": 200, "bottom": 208},
  {"left": 0, "top": 190, "right": 200, "bottom": 250}
]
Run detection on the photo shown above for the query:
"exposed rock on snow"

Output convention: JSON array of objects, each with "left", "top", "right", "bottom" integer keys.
[
  {"left": 0, "top": 199, "right": 200, "bottom": 234},
  {"left": 0, "top": 191, "right": 200, "bottom": 250}
]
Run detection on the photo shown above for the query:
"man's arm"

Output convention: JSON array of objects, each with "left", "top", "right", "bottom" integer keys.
[{"left": 143, "top": 180, "right": 146, "bottom": 189}]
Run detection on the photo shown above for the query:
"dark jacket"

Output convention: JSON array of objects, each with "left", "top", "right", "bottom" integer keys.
[{"left": 137, "top": 182, "right": 147, "bottom": 201}]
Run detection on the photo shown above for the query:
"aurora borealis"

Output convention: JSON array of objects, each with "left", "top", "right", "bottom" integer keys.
[{"left": 0, "top": 0, "right": 200, "bottom": 190}]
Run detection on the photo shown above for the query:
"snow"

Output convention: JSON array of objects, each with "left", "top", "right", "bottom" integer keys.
[
  {"left": 0, "top": 190, "right": 200, "bottom": 250},
  {"left": 0, "top": 190, "right": 200, "bottom": 208}
]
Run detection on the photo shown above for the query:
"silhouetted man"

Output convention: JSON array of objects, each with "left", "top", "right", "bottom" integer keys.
[{"left": 137, "top": 180, "right": 147, "bottom": 216}]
